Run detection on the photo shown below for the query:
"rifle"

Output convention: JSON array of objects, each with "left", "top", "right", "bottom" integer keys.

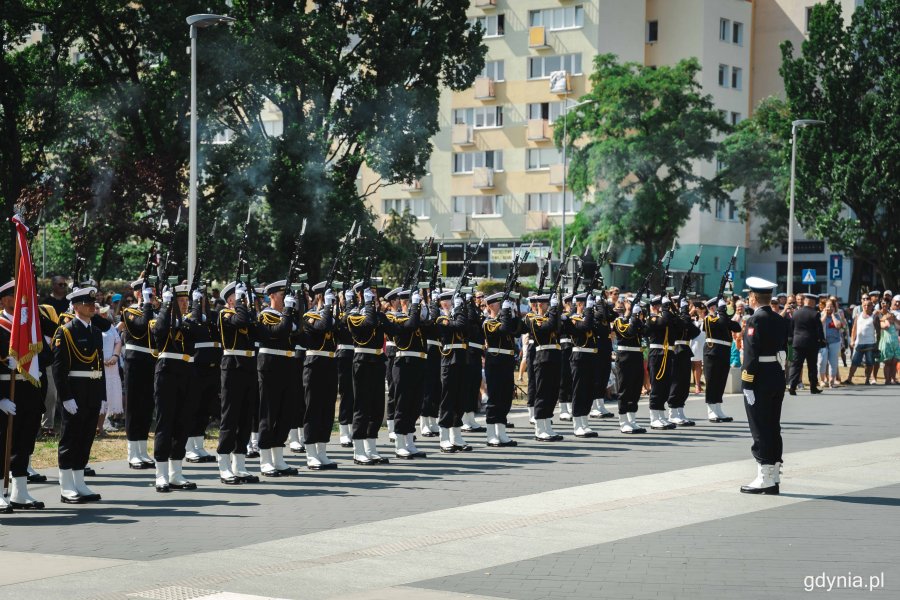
[
  {"left": 583, "top": 240, "right": 614, "bottom": 296},
  {"left": 234, "top": 204, "right": 254, "bottom": 307},
  {"left": 502, "top": 241, "right": 534, "bottom": 303},
  {"left": 284, "top": 218, "right": 308, "bottom": 302},
  {"left": 676, "top": 245, "right": 703, "bottom": 302},
  {"left": 717, "top": 245, "right": 740, "bottom": 299},
  {"left": 537, "top": 248, "right": 552, "bottom": 295},
  {"left": 403, "top": 236, "right": 433, "bottom": 295},
  {"left": 360, "top": 223, "right": 386, "bottom": 292},
  {"left": 325, "top": 221, "right": 357, "bottom": 292},
  {"left": 157, "top": 206, "right": 182, "bottom": 297},
  {"left": 452, "top": 235, "right": 484, "bottom": 298},
  {"left": 428, "top": 235, "right": 444, "bottom": 299},
  {"left": 143, "top": 213, "right": 166, "bottom": 291},
  {"left": 660, "top": 238, "right": 677, "bottom": 293},
  {"left": 550, "top": 238, "right": 577, "bottom": 297},
  {"left": 631, "top": 255, "right": 664, "bottom": 312},
  {"left": 71, "top": 211, "right": 88, "bottom": 288},
  {"left": 189, "top": 218, "right": 216, "bottom": 301}
]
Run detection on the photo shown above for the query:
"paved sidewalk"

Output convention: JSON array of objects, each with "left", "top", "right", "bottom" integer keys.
[{"left": 1, "top": 387, "right": 898, "bottom": 599}]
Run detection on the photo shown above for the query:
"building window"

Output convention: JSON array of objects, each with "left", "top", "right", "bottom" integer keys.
[
  {"left": 715, "top": 198, "right": 738, "bottom": 222},
  {"left": 714, "top": 256, "right": 721, "bottom": 271},
  {"left": 453, "top": 195, "right": 504, "bottom": 217},
  {"left": 527, "top": 192, "right": 581, "bottom": 215},
  {"left": 526, "top": 148, "right": 562, "bottom": 170},
  {"left": 718, "top": 64, "right": 729, "bottom": 87},
  {"left": 212, "top": 129, "right": 235, "bottom": 144},
  {"left": 719, "top": 18, "right": 730, "bottom": 42},
  {"left": 382, "top": 198, "right": 430, "bottom": 219},
  {"left": 529, "top": 6, "right": 584, "bottom": 30},
  {"left": 731, "top": 111, "right": 741, "bottom": 126},
  {"left": 805, "top": 7, "right": 814, "bottom": 32},
  {"left": 528, "top": 53, "right": 583, "bottom": 80},
  {"left": 526, "top": 100, "right": 575, "bottom": 124},
  {"left": 479, "top": 60, "right": 505, "bottom": 82},
  {"left": 732, "top": 21, "right": 744, "bottom": 45},
  {"left": 716, "top": 156, "right": 726, "bottom": 173},
  {"left": 470, "top": 14, "right": 505, "bottom": 38},
  {"left": 731, "top": 67, "right": 742, "bottom": 90},
  {"left": 453, "top": 106, "right": 504, "bottom": 129},
  {"left": 647, "top": 20, "right": 658, "bottom": 43},
  {"left": 452, "top": 150, "right": 503, "bottom": 174}
]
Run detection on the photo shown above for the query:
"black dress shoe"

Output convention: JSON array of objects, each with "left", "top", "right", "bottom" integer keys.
[
  {"left": 290, "top": 446, "right": 306, "bottom": 454},
  {"left": 487, "top": 440, "right": 503, "bottom": 447},
  {"left": 439, "top": 446, "right": 458, "bottom": 454},
  {"left": 320, "top": 462, "right": 339, "bottom": 469},
  {"left": 246, "top": 450, "right": 260, "bottom": 459},
  {"left": 276, "top": 467, "right": 299, "bottom": 476},
  {"left": 575, "top": 431, "right": 599, "bottom": 438},
  {"left": 505, "top": 422, "right": 515, "bottom": 428},
  {"left": 461, "top": 426, "right": 486, "bottom": 433},
  {"left": 452, "top": 444, "right": 472, "bottom": 452},
  {"left": 810, "top": 387, "right": 823, "bottom": 394},
  {"left": 155, "top": 483, "right": 171, "bottom": 493},
  {"left": 1, "top": 504, "right": 14, "bottom": 513},
  {"left": 394, "top": 452, "right": 415, "bottom": 460},
  {"left": 534, "top": 435, "right": 562, "bottom": 442},
  {"left": 261, "top": 470, "right": 282, "bottom": 478},
  {"left": 559, "top": 416, "right": 573, "bottom": 422},
  {"left": 372, "top": 456, "right": 390, "bottom": 464},
  {"left": 679, "top": 420, "right": 696, "bottom": 427},
  {"left": 420, "top": 431, "right": 438, "bottom": 437},
  {"left": 129, "top": 461, "right": 151, "bottom": 470},
  {"left": 141, "top": 460, "right": 156, "bottom": 468},
  {"left": 740, "top": 483, "right": 779, "bottom": 495},
  {"left": 237, "top": 474, "right": 260, "bottom": 484},
  {"left": 353, "top": 457, "right": 374, "bottom": 465},
  {"left": 788, "top": 388, "right": 797, "bottom": 396},
  {"left": 27, "top": 473, "right": 48, "bottom": 483},
  {"left": 220, "top": 476, "right": 241, "bottom": 485},
  {"left": 341, "top": 440, "right": 355, "bottom": 446},
  {"left": 598, "top": 412, "right": 616, "bottom": 419},
  {"left": 184, "top": 456, "right": 202, "bottom": 463},
  {"left": 60, "top": 494, "right": 87, "bottom": 505},
  {"left": 169, "top": 481, "right": 197, "bottom": 490},
  {"left": 10, "top": 500, "right": 45, "bottom": 510},
  {"left": 499, "top": 439, "right": 518, "bottom": 447},
  {"left": 83, "top": 467, "right": 96, "bottom": 476},
  {"left": 410, "top": 450, "right": 427, "bottom": 458}
]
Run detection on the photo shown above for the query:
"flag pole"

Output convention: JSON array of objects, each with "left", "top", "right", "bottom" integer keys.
[{"left": 3, "top": 224, "right": 20, "bottom": 497}]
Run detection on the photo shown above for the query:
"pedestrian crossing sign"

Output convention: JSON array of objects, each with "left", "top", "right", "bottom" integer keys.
[{"left": 801, "top": 269, "right": 816, "bottom": 284}]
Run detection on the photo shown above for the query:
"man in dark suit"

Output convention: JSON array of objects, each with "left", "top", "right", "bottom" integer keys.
[{"left": 787, "top": 293, "right": 825, "bottom": 395}]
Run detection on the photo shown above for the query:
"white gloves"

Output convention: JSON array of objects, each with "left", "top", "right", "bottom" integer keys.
[
  {"left": 162, "top": 289, "right": 173, "bottom": 303},
  {"left": 235, "top": 283, "right": 248, "bottom": 301},
  {"left": 100, "top": 401, "right": 107, "bottom": 414},
  {"left": 502, "top": 300, "right": 514, "bottom": 310},
  {"left": 550, "top": 294, "right": 559, "bottom": 307},
  {"left": 344, "top": 289, "right": 354, "bottom": 303},
  {"left": 680, "top": 299, "right": 689, "bottom": 309},
  {"left": 284, "top": 295, "right": 297, "bottom": 309},
  {"left": 0, "top": 399, "right": 15, "bottom": 416},
  {"left": 632, "top": 306, "right": 642, "bottom": 317},
  {"left": 63, "top": 399, "right": 78, "bottom": 415},
  {"left": 466, "top": 293, "right": 473, "bottom": 302},
  {"left": 363, "top": 289, "right": 375, "bottom": 303},
  {"left": 324, "top": 290, "right": 335, "bottom": 307},
  {"left": 142, "top": 287, "right": 153, "bottom": 303},
  {"left": 743, "top": 389, "right": 756, "bottom": 406},
  {"left": 586, "top": 296, "right": 596, "bottom": 308},
  {"left": 453, "top": 295, "right": 463, "bottom": 308},
  {"left": 192, "top": 289, "right": 203, "bottom": 302},
  {"left": 411, "top": 291, "right": 422, "bottom": 305}
]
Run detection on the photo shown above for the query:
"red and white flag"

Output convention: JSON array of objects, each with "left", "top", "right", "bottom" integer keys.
[{"left": 8, "top": 214, "right": 42, "bottom": 387}]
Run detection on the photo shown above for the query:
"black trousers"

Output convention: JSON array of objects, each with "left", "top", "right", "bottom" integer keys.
[
  {"left": 533, "top": 353, "right": 561, "bottom": 420},
  {"left": 303, "top": 357, "right": 338, "bottom": 444},
  {"left": 647, "top": 350, "right": 672, "bottom": 410},
  {"left": 421, "top": 346, "right": 441, "bottom": 418},
  {"left": 595, "top": 349, "right": 612, "bottom": 401},
  {"left": 352, "top": 358, "right": 386, "bottom": 439},
  {"left": 616, "top": 354, "right": 644, "bottom": 414},
  {"left": 557, "top": 347, "right": 572, "bottom": 405},
  {"left": 385, "top": 354, "right": 397, "bottom": 420},
  {"left": 667, "top": 350, "right": 693, "bottom": 409},
  {"left": 465, "top": 351, "right": 482, "bottom": 413},
  {"left": 258, "top": 361, "right": 298, "bottom": 450},
  {"left": 703, "top": 352, "right": 730, "bottom": 404},
  {"left": 57, "top": 378, "right": 102, "bottom": 470},
  {"left": 788, "top": 346, "right": 819, "bottom": 390},
  {"left": 217, "top": 365, "right": 256, "bottom": 455},
  {"left": 744, "top": 365, "right": 785, "bottom": 464},
  {"left": 571, "top": 355, "right": 597, "bottom": 417},
  {"left": 154, "top": 360, "right": 195, "bottom": 462},
  {"left": 393, "top": 357, "right": 425, "bottom": 434},
  {"left": 484, "top": 354, "right": 515, "bottom": 424},
  {"left": 526, "top": 343, "right": 536, "bottom": 407},
  {"left": 337, "top": 353, "right": 355, "bottom": 425},
  {"left": 438, "top": 355, "right": 466, "bottom": 428},
  {"left": 124, "top": 357, "right": 155, "bottom": 441},
  {"left": 0, "top": 382, "right": 43, "bottom": 476},
  {"left": 290, "top": 355, "right": 306, "bottom": 430},
  {"left": 189, "top": 364, "right": 220, "bottom": 437}
]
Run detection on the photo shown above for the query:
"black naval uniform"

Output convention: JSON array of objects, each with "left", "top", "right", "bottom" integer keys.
[
  {"left": 646, "top": 305, "right": 682, "bottom": 412},
  {"left": 613, "top": 311, "right": 645, "bottom": 416},
  {"left": 187, "top": 303, "right": 221, "bottom": 442},
  {"left": 384, "top": 311, "right": 398, "bottom": 426},
  {"left": 483, "top": 303, "right": 521, "bottom": 426},
  {"left": 217, "top": 301, "right": 258, "bottom": 457},
  {"left": 557, "top": 315, "right": 573, "bottom": 412},
  {"left": 256, "top": 304, "right": 298, "bottom": 452},
  {"left": 704, "top": 305, "right": 741, "bottom": 406},
  {"left": 289, "top": 322, "right": 307, "bottom": 445},
  {"left": 346, "top": 299, "right": 387, "bottom": 440},
  {"left": 788, "top": 304, "right": 825, "bottom": 393},
  {"left": 52, "top": 315, "right": 106, "bottom": 472},
  {"left": 386, "top": 299, "right": 429, "bottom": 436},
  {"left": 667, "top": 303, "right": 701, "bottom": 414},
  {"left": 567, "top": 305, "right": 597, "bottom": 419},
  {"left": 741, "top": 305, "right": 790, "bottom": 465},
  {"left": 593, "top": 301, "right": 615, "bottom": 411},
  {"left": 435, "top": 299, "right": 468, "bottom": 429},
  {"left": 524, "top": 305, "right": 560, "bottom": 420},
  {"left": 302, "top": 303, "right": 339, "bottom": 445},
  {"left": 121, "top": 297, "right": 156, "bottom": 443},
  {"left": 335, "top": 305, "right": 356, "bottom": 435},
  {"left": 0, "top": 313, "right": 43, "bottom": 478},
  {"left": 464, "top": 298, "right": 485, "bottom": 419},
  {"left": 420, "top": 313, "right": 442, "bottom": 430}
]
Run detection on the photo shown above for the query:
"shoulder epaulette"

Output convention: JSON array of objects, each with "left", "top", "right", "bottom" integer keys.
[
  {"left": 304, "top": 311, "right": 322, "bottom": 321},
  {"left": 39, "top": 304, "right": 60, "bottom": 324},
  {"left": 260, "top": 311, "right": 282, "bottom": 325},
  {"left": 348, "top": 314, "right": 366, "bottom": 327},
  {"left": 484, "top": 320, "right": 501, "bottom": 333},
  {"left": 124, "top": 307, "right": 143, "bottom": 317}
]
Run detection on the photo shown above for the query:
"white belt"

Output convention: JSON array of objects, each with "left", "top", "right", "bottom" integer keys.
[
  {"left": 486, "top": 348, "right": 514, "bottom": 356},
  {"left": 396, "top": 351, "right": 427, "bottom": 359},
  {"left": 69, "top": 370, "right": 103, "bottom": 379},
  {"left": 535, "top": 344, "right": 561, "bottom": 351},
  {"left": 616, "top": 345, "right": 643, "bottom": 353},
  {"left": 158, "top": 352, "right": 194, "bottom": 362},
  {"left": 385, "top": 341, "right": 397, "bottom": 347},
  {"left": 443, "top": 344, "right": 467, "bottom": 350},
  {"left": 758, "top": 356, "right": 778, "bottom": 363},
  {"left": 572, "top": 347, "right": 598, "bottom": 354},
  {"left": 194, "top": 341, "right": 221, "bottom": 349},
  {"left": 427, "top": 340, "right": 441, "bottom": 347},
  {"left": 648, "top": 344, "right": 672, "bottom": 351},
  {"left": 560, "top": 338, "right": 573, "bottom": 344},
  {"left": 306, "top": 350, "right": 335, "bottom": 358},
  {"left": 0, "top": 374, "right": 20, "bottom": 381},
  {"left": 675, "top": 340, "right": 689, "bottom": 346},
  {"left": 294, "top": 346, "right": 306, "bottom": 352},
  {"left": 467, "top": 342, "right": 484, "bottom": 350},
  {"left": 223, "top": 349, "right": 255, "bottom": 357},
  {"left": 707, "top": 339, "right": 732, "bottom": 347},
  {"left": 258, "top": 348, "right": 296, "bottom": 358},
  {"left": 354, "top": 348, "right": 383, "bottom": 355},
  {"left": 336, "top": 344, "right": 355, "bottom": 351},
  {"left": 125, "top": 344, "right": 154, "bottom": 355}
]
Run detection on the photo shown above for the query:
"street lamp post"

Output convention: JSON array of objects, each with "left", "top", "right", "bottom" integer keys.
[
  {"left": 560, "top": 98, "right": 595, "bottom": 266},
  {"left": 786, "top": 118, "right": 825, "bottom": 298},
  {"left": 186, "top": 13, "right": 235, "bottom": 284}
]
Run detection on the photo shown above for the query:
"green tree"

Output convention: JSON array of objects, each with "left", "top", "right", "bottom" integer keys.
[
  {"left": 780, "top": 0, "right": 900, "bottom": 291},
  {"left": 561, "top": 54, "right": 729, "bottom": 287},
  {"left": 718, "top": 96, "right": 792, "bottom": 250},
  {"left": 379, "top": 209, "right": 418, "bottom": 288}
]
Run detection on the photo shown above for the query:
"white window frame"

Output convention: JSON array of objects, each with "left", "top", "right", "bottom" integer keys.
[
  {"left": 731, "top": 111, "right": 742, "bottom": 126},
  {"left": 479, "top": 59, "right": 505, "bottom": 82},
  {"left": 715, "top": 198, "right": 738, "bottom": 222},
  {"left": 718, "top": 64, "right": 729, "bottom": 88},
  {"left": 470, "top": 14, "right": 505, "bottom": 38},
  {"left": 382, "top": 198, "right": 430, "bottom": 219},
  {"left": 527, "top": 100, "right": 574, "bottom": 124},
  {"left": 732, "top": 21, "right": 744, "bottom": 46},
  {"left": 452, "top": 150, "right": 504, "bottom": 174},
  {"left": 731, "top": 67, "right": 743, "bottom": 91},
  {"left": 646, "top": 20, "right": 658, "bottom": 43},
  {"left": 528, "top": 6, "right": 584, "bottom": 31},
  {"left": 526, "top": 148, "right": 562, "bottom": 171},
  {"left": 452, "top": 195, "right": 504, "bottom": 218},
  {"left": 453, "top": 106, "right": 504, "bottom": 129},
  {"left": 527, "top": 191, "right": 581, "bottom": 215},
  {"left": 719, "top": 18, "right": 730, "bottom": 42},
  {"left": 527, "top": 54, "right": 583, "bottom": 80}
]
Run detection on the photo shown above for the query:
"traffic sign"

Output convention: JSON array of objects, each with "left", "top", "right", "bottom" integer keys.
[
  {"left": 829, "top": 254, "right": 843, "bottom": 281},
  {"left": 801, "top": 269, "right": 817, "bottom": 284}
]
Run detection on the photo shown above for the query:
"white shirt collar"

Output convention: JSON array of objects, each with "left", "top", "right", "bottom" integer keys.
[{"left": 76, "top": 315, "right": 91, "bottom": 328}]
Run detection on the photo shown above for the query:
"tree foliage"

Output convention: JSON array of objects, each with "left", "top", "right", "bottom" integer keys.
[
  {"left": 562, "top": 54, "right": 729, "bottom": 286},
  {"left": 378, "top": 209, "right": 418, "bottom": 288},
  {"left": 780, "top": 0, "right": 900, "bottom": 290}
]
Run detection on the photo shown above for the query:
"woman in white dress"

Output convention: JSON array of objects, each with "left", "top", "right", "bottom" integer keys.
[{"left": 99, "top": 305, "right": 124, "bottom": 433}]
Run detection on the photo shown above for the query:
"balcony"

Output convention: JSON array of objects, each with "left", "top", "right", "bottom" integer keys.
[
  {"left": 473, "top": 167, "right": 495, "bottom": 189},
  {"left": 529, "top": 26, "right": 549, "bottom": 49},
  {"left": 401, "top": 179, "right": 423, "bottom": 192},
  {"left": 549, "top": 71, "right": 573, "bottom": 94},
  {"left": 450, "top": 212, "right": 472, "bottom": 233},
  {"left": 473, "top": 76, "right": 495, "bottom": 100},
  {"left": 549, "top": 163, "right": 567, "bottom": 186},
  {"left": 452, "top": 123, "right": 475, "bottom": 146},
  {"left": 527, "top": 118, "right": 551, "bottom": 141},
  {"left": 474, "top": 0, "right": 496, "bottom": 8},
  {"left": 526, "top": 211, "right": 549, "bottom": 231}
]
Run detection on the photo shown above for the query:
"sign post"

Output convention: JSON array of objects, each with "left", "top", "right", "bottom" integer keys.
[{"left": 801, "top": 268, "right": 817, "bottom": 294}]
